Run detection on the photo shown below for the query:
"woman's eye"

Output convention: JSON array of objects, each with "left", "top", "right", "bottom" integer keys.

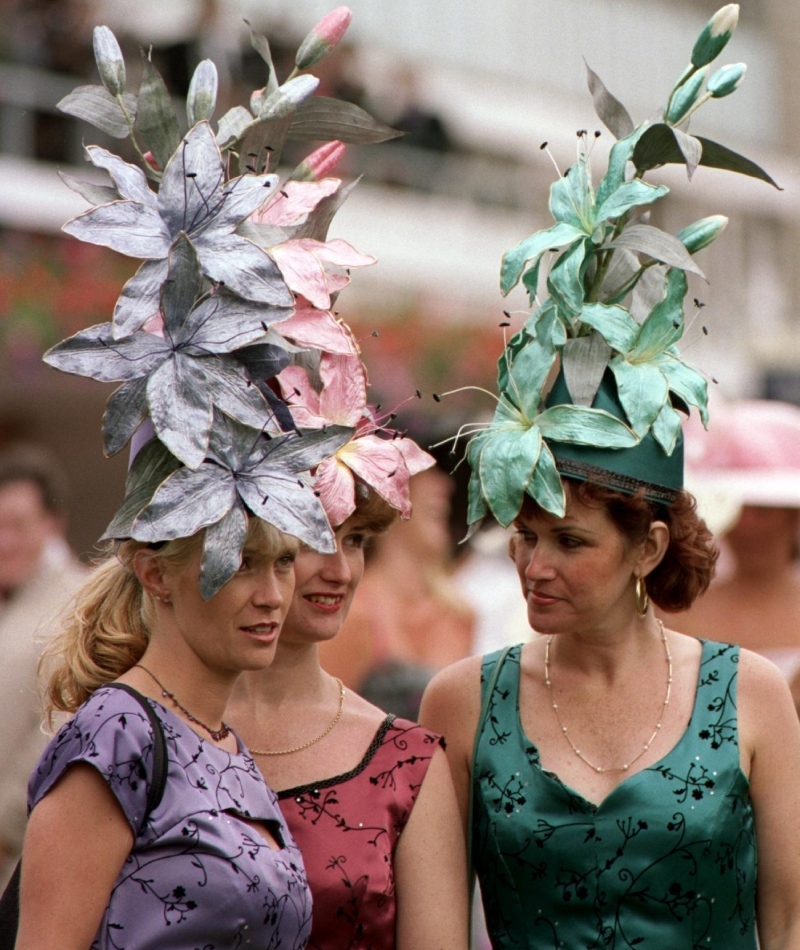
[
  {"left": 277, "top": 552, "right": 296, "bottom": 569},
  {"left": 236, "top": 557, "right": 252, "bottom": 573},
  {"left": 559, "top": 535, "right": 583, "bottom": 549},
  {"left": 515, "top": 529, "right": 536, "bottom": 545},
  {"left": 344, "top": 533, "right": 366, "bottom": 549}
]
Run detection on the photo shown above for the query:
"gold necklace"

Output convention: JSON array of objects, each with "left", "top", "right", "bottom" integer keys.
[
  {"left": 135, "top": 664, "right": 231, "bottom": 742},
  {"left": 544, "top": 620, "right": 672, "bottom": 774},
  {"left": 248, "top": 678, "right": 346, "bottom": 756}
]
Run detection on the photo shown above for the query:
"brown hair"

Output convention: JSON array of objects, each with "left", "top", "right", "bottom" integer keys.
[
  {"left": 41, "top": 519, "right": 292, "bottom": 721},
  {"left": 349, "top": 483, "right": 398, "bottom": 535},
  {"left": 0, "top": 443, "right": 69, "bottom": 515},
  {"left": 559, "top": 480, "right": 718, "bottom": 612}
]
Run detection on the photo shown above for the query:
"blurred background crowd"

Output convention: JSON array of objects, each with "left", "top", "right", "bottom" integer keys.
[{"left": 0, "top": 0, "right": 799, "bottom": 901}]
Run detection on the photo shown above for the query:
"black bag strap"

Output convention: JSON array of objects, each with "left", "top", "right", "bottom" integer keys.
[
  {"left": 0, "top": 683, "right": 169, "bottom": 949},
  {"left": 105, "top": 682, "right": 168, "bottom": 821}
]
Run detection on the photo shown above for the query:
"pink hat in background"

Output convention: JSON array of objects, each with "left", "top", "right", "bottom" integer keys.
[{"left": 685, "top": 399, "right": 800, "bottom": 533}]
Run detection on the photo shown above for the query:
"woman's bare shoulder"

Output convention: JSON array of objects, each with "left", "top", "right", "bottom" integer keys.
[
  {"left": 737, "top": 645, "right": 793, "bottom": 693},
  {"left": 419, "top": 654, "right": 485, "bottom": 744},
  {"left": 425, "top": 654, "right": 484, "bottom": 700}
]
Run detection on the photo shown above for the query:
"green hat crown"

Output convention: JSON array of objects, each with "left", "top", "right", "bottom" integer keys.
[{"left": 464, "top": 4, "right": 778, "bottom": 531}]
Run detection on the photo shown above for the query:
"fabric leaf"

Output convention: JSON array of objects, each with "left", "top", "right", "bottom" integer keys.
[
  {"left": 537, "top": 405, "right": 638, "bottom": 447},
  {"left": 102, "top": 377, "right": 149, "bottom": 456},
  {"left": 57, "top": 85, "right": 137, "bottom": 139},
  {"left": 102, "top": 438, "right": 181, "bottom": 539},
  {"left": 605, "top": 224, "right": 705, "bottom": 278},
  {"left": 479, "top": 425, "right": 542, "bottom": 527},
  {"left": 609, "top": 356, "right": 669, "bottom": 436},
  {"left": 500, "top": 222, "right": 585, "bottom": 296},
  {"left": 136, "top": 54, "right": 181, "bottom": 172},
  {"left": 528, "top": 441, "right": 566, "bottom": 517},
  {"left": 199, "top": 503, "right": 249, "bottom": 599},
  {"left": 578, "top": 302, "right": 639, "bottom": 353},
  {"left": 562, "top": 334, "right": 613, "bottom": 408},
  {"left": 585, "top": 61, "right": 634, "bottom": 140},
  {"left": 288, "top": 97, "right": 401, "bottom": 145}
]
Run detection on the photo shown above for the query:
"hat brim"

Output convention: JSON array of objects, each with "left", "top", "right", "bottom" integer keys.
[{"left": 687, "top": 470, "right": 800, "bottom": 536}]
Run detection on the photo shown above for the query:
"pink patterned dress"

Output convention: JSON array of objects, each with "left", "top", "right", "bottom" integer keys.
[{"left": 277, "top": 715, "right": 443, "bottom": 949}]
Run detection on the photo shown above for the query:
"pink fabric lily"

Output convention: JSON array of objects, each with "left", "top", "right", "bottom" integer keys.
[
  {"left": 252, "top": 179, "right": 375, "bottom": 310},
  {"left": 278, "top": 354, "right": 434, "bottom": 524}
]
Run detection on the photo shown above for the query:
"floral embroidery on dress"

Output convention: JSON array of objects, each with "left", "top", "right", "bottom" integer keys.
[
  {"left": 29, "top": 687, "right": 312, "bottom": 950},
  {"left": 278, "top": 716, "right": 443, "bottom": 950},
  {"left": 472, "top": 641, "right": 757, "bottom": 949}
]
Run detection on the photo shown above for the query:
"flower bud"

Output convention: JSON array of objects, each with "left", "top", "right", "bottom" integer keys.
[
  {"left": 187, "top": 60, "right": 218, "bottom": 125},
  {"left": 290, "top": 141, "right": 346, "bottom": 181},
  {"left": 675, "top": 215, "right": 728, "bottom": 253},
  {"left": 93, "top": 26, "right": 126, "bottom": 96},
  {"left": 259, "top": 75, "right": 319, "bottom": 121},
  {"left": 666, "top": 66, "right": 708, "bottom": 124},
  {"left": 295, "top": 7, "right": 353, "bottom": 71},
  {"left": 143, "top": 151, "right": 161, "bottom": 172},
  {"left": 707, "top": 62, "right": 746, "bottom": 98},
  {"left": 691, "top": 4, "right": 739, "bottom": 68}
]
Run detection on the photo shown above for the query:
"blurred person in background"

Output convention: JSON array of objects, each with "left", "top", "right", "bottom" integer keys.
[
  {"left": 0, "top": 444, "right": 85, "bottom": 888},
  {"left": 319, "top": 463, "right": 475, "bottom": 720},
  {"left": 672, "top": 399, "right": 800, "bottom": 709}
]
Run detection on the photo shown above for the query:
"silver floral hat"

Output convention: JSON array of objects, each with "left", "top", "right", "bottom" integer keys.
[{"left": 43, "top": 10, "right": 411, "bottom": 596}]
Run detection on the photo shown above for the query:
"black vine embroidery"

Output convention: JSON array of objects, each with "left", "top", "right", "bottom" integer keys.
[
  {"left": 277, "top": 718, "right": 442, "bottom": 950},
  {"left": 471, "top": 642, "right": 756, "bottom": 949},
  {"left": 30, "top": 688, "right": 311, "bottom": 950}
]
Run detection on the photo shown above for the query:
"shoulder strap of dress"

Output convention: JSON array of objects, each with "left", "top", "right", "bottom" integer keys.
[
  {"left": 105, "top": 683, "right": 168, "bottom": 820},
  {"left": 467, "top": 646, "right": 513, "bottom": 913}
]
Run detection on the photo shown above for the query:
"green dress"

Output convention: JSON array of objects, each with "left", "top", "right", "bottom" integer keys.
[{"left": 472, "top": 640, "right": 757, "bottom": 949}]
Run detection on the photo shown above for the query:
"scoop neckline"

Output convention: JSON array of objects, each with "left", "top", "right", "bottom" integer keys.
[
  {"left": 276, "top": 714, "right": 397, "bottom": 799},
  {"left": 99, "top": 683, "right": 250, "bottom": 758}
]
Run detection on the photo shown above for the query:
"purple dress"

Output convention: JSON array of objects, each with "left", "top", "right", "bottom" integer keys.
[{"left": 28, "top": 686, "right": 312, "bottom": 950}]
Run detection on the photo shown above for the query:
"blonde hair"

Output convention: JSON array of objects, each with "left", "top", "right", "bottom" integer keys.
[{"left": 42, "top": 519, "right": 293, "bottom": 722}]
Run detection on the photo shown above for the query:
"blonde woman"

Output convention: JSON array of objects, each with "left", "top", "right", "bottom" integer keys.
[{"left": 14, "top": 522, "right": 313, "bottom": 950}]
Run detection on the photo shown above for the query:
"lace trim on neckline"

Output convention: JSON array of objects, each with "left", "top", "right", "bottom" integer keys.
[{"left": 276, "top": 715, "right": 397, "bottom": 799}]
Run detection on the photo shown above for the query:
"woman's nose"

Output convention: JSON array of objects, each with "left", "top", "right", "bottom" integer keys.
[
  {"left": 319, "top": 546, "right": 352, "bottom": 583},
  {"left": 252, "top": 567, "right": 284, "bottom": 609},
  {"left": 524, "top": 546, "right": 557, "bottom": 581}
]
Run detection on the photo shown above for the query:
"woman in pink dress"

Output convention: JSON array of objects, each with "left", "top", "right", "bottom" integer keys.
[{"left": 228, "top": 479, "right": 469, "bottom": 949}]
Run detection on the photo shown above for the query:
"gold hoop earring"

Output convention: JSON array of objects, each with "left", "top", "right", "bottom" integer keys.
[{"left": 635, "top": 575, "right": 649, "bottom": 618}]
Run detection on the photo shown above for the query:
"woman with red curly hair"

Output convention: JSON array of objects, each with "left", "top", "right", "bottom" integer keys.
[{"left": 422, "top": 455, "right": 800, "bottom": 947}]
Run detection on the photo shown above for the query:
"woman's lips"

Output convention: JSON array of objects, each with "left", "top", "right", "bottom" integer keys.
[
  {"left": 527, "top": 590, "right": 561, "bottom": 608},
  {"left": 304, "top": 593, "right": 344, "bottom": 613},
  {"left": 240, "top": 623, "right": 279, "bottom": 643}
]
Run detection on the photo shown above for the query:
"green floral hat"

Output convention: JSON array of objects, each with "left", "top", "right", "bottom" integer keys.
[{"left": 465, "top": 4, "right": 778, "bottom": 532}]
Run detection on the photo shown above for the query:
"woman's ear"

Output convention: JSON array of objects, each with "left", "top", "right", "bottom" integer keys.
[
  {"left": 637, "top": 520, "right": 670, "bottom": 579},
  {"left": 508, "top": 534, "right": 518, "bottom": 561},
  {"left": 132, "top": 549, "right": 170, "bottom": 602}
]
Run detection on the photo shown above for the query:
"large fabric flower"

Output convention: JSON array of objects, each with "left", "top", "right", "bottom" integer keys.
[
  {"left": 248, "top": 179, "right": 375, "bottom": 310},
  {"left": 63, "top": 121, "right": 292, "bottom": 337},
  {"left": 278, "top": 353, "right": 434, "bottom": 525},
  {"left": 105, "top": 413, "right": 353, "bottom": 598},
  {"left": 43, "top": 235, "right": 292, "bottom": 467}
]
